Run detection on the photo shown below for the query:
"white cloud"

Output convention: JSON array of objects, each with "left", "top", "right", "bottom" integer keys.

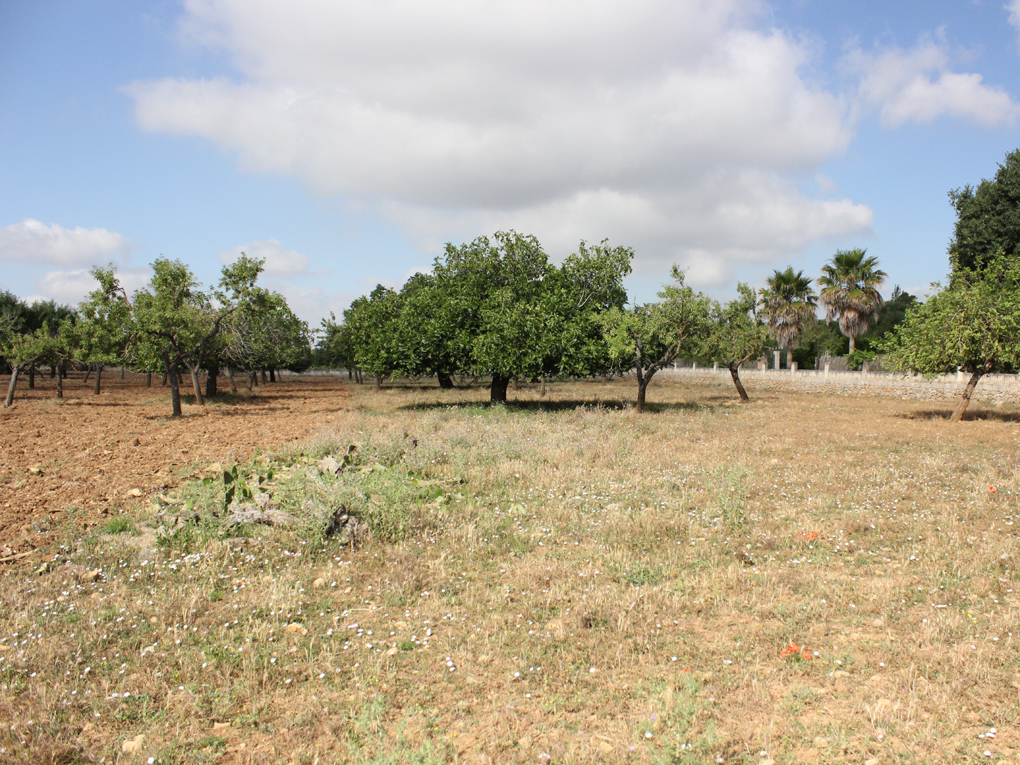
[
  {"left": 847, "top": 36, "right": 1020, "bottom": 128},
  {"left": 128, "top": 0, "right": 869, "bottom": 281},
  {"left": 219, "top": 238, "right": 309, "bottom": 276},
  {"left": 36, "top": 267, "right": 150, "bottom": 306},
  {"left": 1009, "top": 1, "right": 1020, "bottom": 52},
  {"left": 0, "top": 219, "right": 132, "bottom": 267}
]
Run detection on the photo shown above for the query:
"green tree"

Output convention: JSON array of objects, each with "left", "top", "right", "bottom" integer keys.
[
  {"left": 72, "top": 266, "right": 132, "bottom": 395},
  {"left": 220, "top": 290, "right": 311, "bottom": 391},
  {"left": 697, "top": 284, "right": 770, "bottom": 402},
  {"left": 601, "top": 267, "right": 711, "bottom": 413},
  {"left": 133, "top": 256, "right": 264, "bottom": 417},
  {"left": 759, "top": 267, "right": 817, "bottom": 369},
  {"left": 948, "top": 149, "right": 1020, "bottom": 272},
  {"left": 344, "top": 285, "right": 402, "bottom": 390},
  {"left": 882, "top": 260, "right": 1020, "bottom": 421},
  {"left": 817, "top": 248, "right": 886, "bottom": 353}
]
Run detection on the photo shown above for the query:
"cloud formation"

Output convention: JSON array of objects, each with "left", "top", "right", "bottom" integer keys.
[
  {"left": 36, "top": 267, "right": 150, "bottom": 307},
  {"left": 0, "top": 219, "right": 132, "bottom": 267},
  {"left": 847, "top": 36, "right": 1020, "bottom": 128},
  {"left": 219, "top": 238, "right": 310, "bottom": 276},
  {"left": 125, "top": 1, "right": 1005, "bottom": 283}
]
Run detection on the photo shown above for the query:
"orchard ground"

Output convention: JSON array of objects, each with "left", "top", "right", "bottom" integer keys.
[{"left": 1, "top": 372, "right": 1018, "bottom": 764}]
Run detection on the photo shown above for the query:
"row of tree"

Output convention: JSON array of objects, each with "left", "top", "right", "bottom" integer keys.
[{"left": 1, "top": 257, "right": 312, "bottom": 415}]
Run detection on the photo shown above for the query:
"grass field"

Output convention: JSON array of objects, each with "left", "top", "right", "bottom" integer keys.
[{"left": 2, "top": 375, "right": 1018, "bottom": 764}]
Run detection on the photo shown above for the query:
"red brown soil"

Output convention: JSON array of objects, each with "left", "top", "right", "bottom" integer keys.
[{"left": 0, "top": 371, "right": 350, "bottom": 555}]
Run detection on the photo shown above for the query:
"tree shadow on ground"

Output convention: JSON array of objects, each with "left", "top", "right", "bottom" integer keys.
[
  {"left": 896, "top": 408, "right": 1020, "bottom": 423},
  {"left": 398, "top": 398, "right": 710, "bottom": 414}
]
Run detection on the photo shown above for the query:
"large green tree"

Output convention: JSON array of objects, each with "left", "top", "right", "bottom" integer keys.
[
  {"left": 343, "top": 285, "right": 403, "bottom": 390},
  {"left": 817, "top": 248, "right": 886, "bottom": 353},
  {"left": 948, "top": 148, "right": 1020, "bottom": 272},
  {"left": 759, "top": 267, "right": 817, "bottom": 369},
  {"left": 882, "top": 260, "right": 1020, "bottom": 421},
  {"left": 601, "top": 267, "right": 711, "bottom": 412},
  {"left": 393, "top": 231, "right": 632, "bottom": 402}
]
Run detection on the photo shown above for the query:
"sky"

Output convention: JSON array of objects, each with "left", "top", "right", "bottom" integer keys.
[{"left": 3, "top": 0, "right": 1020, "bottom": 326}]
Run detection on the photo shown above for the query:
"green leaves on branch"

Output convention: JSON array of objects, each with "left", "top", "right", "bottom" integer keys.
[{"left": 882, "top": 259, "right": 1020, "bottom": 420}]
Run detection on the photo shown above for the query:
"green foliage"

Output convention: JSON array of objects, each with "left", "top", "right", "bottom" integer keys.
[
  {"left": 949, "top": 148, "right": 1020, "bottom": 272},
  {"left": 72, "top": 265, "right": 132, "bottom": 369},
  {"left": 343, "top": 285, "right": 403, "bottom": 379},
  {"left": 882, "top": 260, "right": 1020, "bottom": 377},
  {"left": 697, "top": 284, "right": 769, "bottom": 368},
  {"left": 846, "top": 349, "right": 878, "bottom": 370}
]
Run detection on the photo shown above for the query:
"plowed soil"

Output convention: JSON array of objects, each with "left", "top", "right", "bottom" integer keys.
[{"left": 0, "top": 371, "right": 350, "bottom": 555}]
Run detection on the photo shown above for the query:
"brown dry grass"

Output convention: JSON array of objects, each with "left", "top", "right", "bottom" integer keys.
[{"left": 1, "top": 374, "right": 1018, "bottom": 764}]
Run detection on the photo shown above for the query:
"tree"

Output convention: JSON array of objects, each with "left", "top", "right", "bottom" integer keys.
[
  {"left": 343, "top": 285, "right": 402, "bottom": 390},
  {"left": 390, "top": 231, "right": 631, "bottom": 402},
  {"left": 948, "top": 149, "right": 1020, "bottom": 272},
  {"left": 697, "top": 284, "right": 770, "bottom": 402},
  {"left": 72, "top": 266, "right": 132, "bottom": 395},
  {"left": 601, "top": 267, "right": 711, "bottom": 412},
  {"left": 220, "top": 289, "right": 311, "bottom": 391},
  {"left": 132, "top": 256, "right": 264, "bottom": 417},
  {"left": 759, "top": 267, "right": 817, "bottom": 368},
  {"left": 882, "top": 259, "right": 1020, "bottom": 421},
  {"left": 817, "top": 248, "right": 886, "bottom": 354}
]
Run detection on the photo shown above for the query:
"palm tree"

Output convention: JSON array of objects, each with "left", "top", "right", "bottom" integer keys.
[
  {"left": 817, "top": 248, "right": 886, "bottom": 354},
  {"left": 759, "top": 267, "right": 817, "bottom": 369}
]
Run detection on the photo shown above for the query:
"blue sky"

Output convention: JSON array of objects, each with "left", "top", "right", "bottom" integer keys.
[{"left": 3, "top": 0, "right": 1020, "bottom": 325}]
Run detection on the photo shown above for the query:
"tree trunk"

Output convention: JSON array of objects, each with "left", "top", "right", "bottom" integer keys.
[
  {"left": 950, "top": 370, "right": 984, "bottom": 422},
  {"left": 636, "top": 377, "right": 648, "bottom": 413},
  {"left": 437, "top": 372, "right": 454, "bottom": 389},
  {"left": 247, "top": 372, "right": 255, "bottom": 391},
  {"left": 540, "top": 374, "right": 547, "bottom": 397},
  {"left": 4, "top": 365, "right": 21, "bottom": 407},
  {"left": 347, "top": 369, "right": 353, "bottom": 380},
  {"left": 260, "top": 369, "right": 267, "bottom": 385},
  {"left": 269, "top": 369, "right": 276, "bottom": 382},
  {"left": 161, "top": 369, "right": 168, "bottom": 386},
  {"left": 120, "top": 366, "right": 125, "bottom": 379},
  {"left": 28, "top": 366, "right": 35, "bottom": 389},
  {"left": 83, "top": 367, "right": 92, "bottom": 384},
  {"left": 374, "top": 374, "right": 382, "bottom": 391},
  {"left": 848, "top": 334, "right": 856, "bottom": 354},
  {"left": 728, "top": 363, "right": 749, "bottom": 402},
  {"left": 50, "top": 366, "right": 56, "bottom": 378},
  {"left": 169, "top": 371, "right": 182, "bottom": 417},
  {"left": 225, "top": 367, "right": 237, "bottom": 394},
  {"left": 490, "top": 375, "right": 510, "bottom": 403},
  {"left": 205, "top": 365, "right": 218, "bottom": 398},
  {"left": 511, "top": 377, "right": 518, "bottom": 392},
  {"left": 93, "top": 364, "right": 103, "bottom": 395},
  {"left": 189, "top": 366, "right": 205, "bottom": 406},
  {"left": 145, "top": 372, "right": 152, "bottom": 388},
  {"left": 56, "top": 365, "right": 63, "bottom": 399}
]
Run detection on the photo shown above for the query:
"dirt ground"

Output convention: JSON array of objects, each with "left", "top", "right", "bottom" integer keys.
[{"left": 0, "top": 371, "right": 351, "bottom": 555}]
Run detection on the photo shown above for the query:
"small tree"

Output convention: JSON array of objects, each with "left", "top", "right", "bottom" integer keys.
[
  {"left": 882, "top": 259, "right": 1020, "bottom": 421},
  {"left": 697, "top": 284, "right": 770, "bottom": 402},
  {"left": 601, "top": 267, "right": 711, "bottom": 412},
  {"left": 73, "top": 266, "right": 132, "bottom": 394}
]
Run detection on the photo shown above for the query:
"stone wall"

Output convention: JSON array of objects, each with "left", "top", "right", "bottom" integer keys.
[{"left": 659, "top": 367, "right": 1020, "bottom": 406}]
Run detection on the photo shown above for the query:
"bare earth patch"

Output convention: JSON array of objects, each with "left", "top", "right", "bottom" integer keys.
[{"left": 0, "top": 371, "right": 350, "bottom": 553}]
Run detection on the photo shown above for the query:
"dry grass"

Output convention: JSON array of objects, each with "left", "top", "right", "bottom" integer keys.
[{"left": 2, "top": 375, "right": 1019, "bottom": 764}]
